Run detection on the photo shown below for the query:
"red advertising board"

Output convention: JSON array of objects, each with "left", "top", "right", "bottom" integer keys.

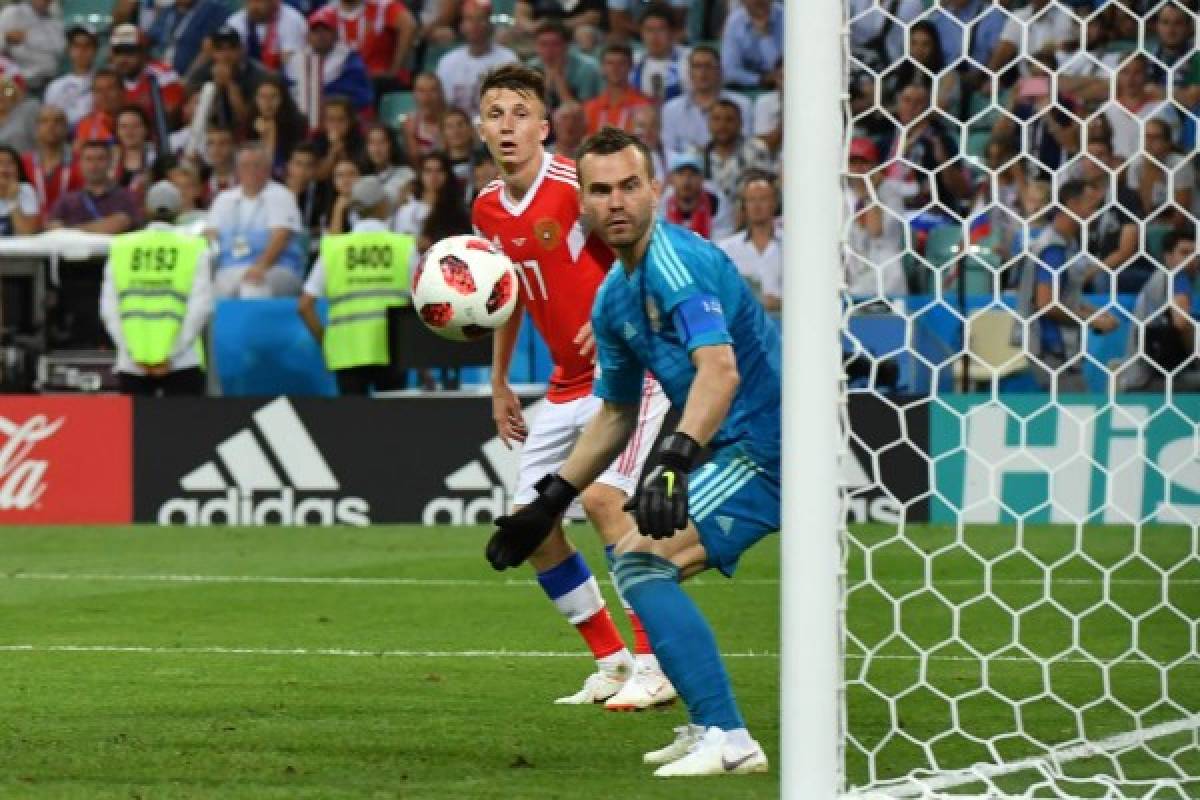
[{"left": 0, "top": 396, "right": 132, "bottom": 524}]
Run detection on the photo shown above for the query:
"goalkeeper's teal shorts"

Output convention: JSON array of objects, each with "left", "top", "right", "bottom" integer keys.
[{"left": 689, "top": 441, "right": 780, "bottom": 578}]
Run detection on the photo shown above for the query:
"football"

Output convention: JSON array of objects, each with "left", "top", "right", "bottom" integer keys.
[{"left": 411, "top": 234, "right": 519, "bottom": 342}]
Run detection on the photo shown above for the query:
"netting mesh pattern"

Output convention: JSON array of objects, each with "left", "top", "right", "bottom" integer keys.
[{"left": 840, "top": 1, "right": 1200, "bottom": 797}]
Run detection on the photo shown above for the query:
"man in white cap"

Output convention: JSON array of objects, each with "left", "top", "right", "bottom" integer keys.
[
  {"left": 298, "top": 175, "right": 417, "bottom": 395},
  {"left": 99, "top": 180, "right": 214, "bottom": 395}
]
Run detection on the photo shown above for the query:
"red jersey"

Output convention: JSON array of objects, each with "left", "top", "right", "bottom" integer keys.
[
  {"left": 21, "top": 150, "right": 83, "bottom": 222},
  {"left": 310, "top": 0, "right": 410, "bottom": 77},
  {"left": 123, "top": 62, "right": 185, "bottom": 128},
  {"left": 472, "top": 153, "right": 614, "bottom": 403}
]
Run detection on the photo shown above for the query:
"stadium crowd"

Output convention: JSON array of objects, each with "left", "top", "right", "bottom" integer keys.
[
  {"left": 846, "top": 0, "right": 1200, "bottom": 392},
  {"left": 0, "top": 0, "right": 784, "bottom": 344}
]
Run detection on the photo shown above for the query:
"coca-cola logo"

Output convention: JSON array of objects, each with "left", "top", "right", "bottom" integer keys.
[{"left": 0, "top": 414, "right": 65, "bottom": 511}]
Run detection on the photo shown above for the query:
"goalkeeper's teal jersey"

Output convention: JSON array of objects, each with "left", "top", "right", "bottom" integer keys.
[{"left": 591, "top": 221, "right": 782, "bottom": 461}]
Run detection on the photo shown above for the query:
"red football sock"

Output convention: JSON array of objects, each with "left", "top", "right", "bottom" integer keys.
[{"left": 575, "top": 608, "right": 626, "bottom": 660}]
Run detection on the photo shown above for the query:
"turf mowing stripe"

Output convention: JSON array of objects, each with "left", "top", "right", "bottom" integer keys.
[
  {"left": 0, "top": 644, "right": 778, "bottom": 658},
  {"left": 4, "top": 573, "right": 1196, "bottom": 587},
  {"left": 874, "top": 714, "right": 1200, "bottom": 798}
]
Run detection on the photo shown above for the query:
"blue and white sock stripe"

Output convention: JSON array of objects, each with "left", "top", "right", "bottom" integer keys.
[
  {"left": 536, "top": 552, "right": 592, "bottom": 598},
  {"left": 690, "top": 456, "right": 759, "bottom": 522},
  {"left": 649, "top": 230, "right": 692, "bottom": 292},
  {"left": 537, "top": 552, "right": 604, "bottom": 625}
]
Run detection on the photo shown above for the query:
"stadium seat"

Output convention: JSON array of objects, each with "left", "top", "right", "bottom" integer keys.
[
  {"left": 421, "top": 42, "right": 456, "bottom": 74},
  {"left": 379, "top": 91, "right": 415, "bottom": 129},
  {"left": 951, "top": 308, "right": 1029, "bottom": 388},
  {"left": 966, "top": 130, "right": 991, "bottom": 160},
  {"left": 1146, "top": 223, "right": 1173, "bottom": 263}
]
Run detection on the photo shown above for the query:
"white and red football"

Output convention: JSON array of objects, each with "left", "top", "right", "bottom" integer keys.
[{"left": 412, "top": 235, "right": 519, "bottom": 342}]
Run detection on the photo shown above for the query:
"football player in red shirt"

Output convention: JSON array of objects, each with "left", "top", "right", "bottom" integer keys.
[{"left": 472, "top": 64, "right": 675, "bottom": 710}]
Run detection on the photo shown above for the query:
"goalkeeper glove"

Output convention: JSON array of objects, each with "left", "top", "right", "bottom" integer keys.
[
  {"left": 485, "top": 473, "right": 579, "bottom": 571},
  {"left": 624, "top": 432, "right": 703, "bottom": 539}
]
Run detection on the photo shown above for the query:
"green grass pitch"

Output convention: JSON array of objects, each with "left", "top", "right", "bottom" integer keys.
[{"left": 2, "top": 524, "right": 1196, "bottom": 797}]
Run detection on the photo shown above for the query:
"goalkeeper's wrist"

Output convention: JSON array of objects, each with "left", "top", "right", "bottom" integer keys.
[
  {"left": 532, "top": 473, "right": 579, "bottom": 516},
  {"left": 656, "top": 432, "right": 703, "bottom": 474}
]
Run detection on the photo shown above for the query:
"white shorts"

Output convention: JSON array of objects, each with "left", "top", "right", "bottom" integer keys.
[{"left": 513, "top": 377, "right": 670, "bottom": 517}]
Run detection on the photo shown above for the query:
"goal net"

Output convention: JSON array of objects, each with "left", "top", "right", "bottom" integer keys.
[{"left": 838, "top": 1, "right": 1200, "bottom": 797}]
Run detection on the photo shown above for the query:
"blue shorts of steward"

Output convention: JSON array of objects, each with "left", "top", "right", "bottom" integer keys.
[{"left": 689, "top": 442, "right": 780, "bottom": 577}]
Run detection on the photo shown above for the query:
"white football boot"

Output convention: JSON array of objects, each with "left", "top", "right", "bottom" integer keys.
[
  {"left": 642, "top": 724, "right": 705, "bottom": 765},
  {"left": 554, "top": 668, "right": 628, "bottom": 704},
  {"left": 604, "top": 664, "right": 678, "bottom": 711},
  {"left": 652, "top": 727, "right": 769, "bottom": 777}
]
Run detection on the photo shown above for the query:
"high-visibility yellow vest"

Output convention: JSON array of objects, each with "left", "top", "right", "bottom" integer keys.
[
  {"left": 110, "top": 229, "right": 204, "bottom": 366},
  {"left": 321, "top": 230, "right": 414, "bottom": 370}
]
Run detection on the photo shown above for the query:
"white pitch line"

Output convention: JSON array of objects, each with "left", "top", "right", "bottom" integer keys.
[
  {"left": 0, "top": 644, "right": 777, "bottom": 659},
  {"left": 2, "top": 572, "right": 1194, "bottom": 588},
  {"left": 877, "top": 715, "right": 1200, "bottom": 798}
]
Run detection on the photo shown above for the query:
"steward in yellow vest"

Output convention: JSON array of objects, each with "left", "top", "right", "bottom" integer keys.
[
  {"left": 299, "top": 176, "right": 416, "bottom": 395},
  {"left": 99, "top": 181, "right": 213, "bottom": 396}
]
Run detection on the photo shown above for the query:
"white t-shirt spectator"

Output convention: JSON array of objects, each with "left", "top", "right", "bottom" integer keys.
[
  {"left": 660, "top": 91, "right": 753, "bottom": 155},
  {"left": 998, "top": 3, "right": 1078, "bottom": 75},
  {"left": 0, "top": 1, "right": 65, "bottom": 89},
  {"left": 43, "top": 72, "right": 93, "bottom": 128},
  {"left": 0, "top": 183, "right": 38, "bottom": 234},
  {"left": 719, "top": 227, "right": 781, "bottom": 304},
  {"left": 436, "top": 43, "right": 518, "bottom": 117},
  {"left": 846, "top": 0, "right": 924, "bottom": 65},
  {"left": 632, "top": 46, "right": 690, "bottom": 104},
  {"left": 225, "top": 5, "right": 309, "bottom": 69},
  {"left": 1103, "top": 100, "right": 1182, "bottom": 160},
  {"left": 843, "top": 179, "right": 908, "bottom": 297},
  {"left": 207, "top": 180, "right": 306, "bottom": 274},
  {"left": 391, "top": 197, "right": 430, "bottom": 236}
]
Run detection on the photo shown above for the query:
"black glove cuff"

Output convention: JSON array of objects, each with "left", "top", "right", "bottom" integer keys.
[
  {"left": 533, "top": 473, "right": 580, "bottom": 516},
  {"left": 657, "top": 432, "right": 703, "bottom": 473}
]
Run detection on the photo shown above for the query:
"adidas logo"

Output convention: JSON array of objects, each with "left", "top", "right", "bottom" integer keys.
[
  {"left": 623, "top": 322, "right": 638, "bottom": 341},
  {"left": 421, "top": 401, "right": 534, "bottom": 525},
  {"left": 716, "top": 515, "right": 734, "bottom": 535},
  {"left": 157, "top": 397, "right": 370, "bottom": 526}
]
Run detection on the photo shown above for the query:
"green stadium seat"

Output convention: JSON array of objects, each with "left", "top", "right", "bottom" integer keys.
[
  {"left": 967, "top": 130, "right": 991, "bottom": 160},
  {"left": 420, "top": 42, "right": 456, "bottom": 74},
  {"left": 379, "top": 91, "right": 415, "bottom": 129},
  {"left": 1146, "top": 223, "right": 1173, "bottom": 263},
  {"left": 925, "top": 224, "right": 963, "bottom": 269}
]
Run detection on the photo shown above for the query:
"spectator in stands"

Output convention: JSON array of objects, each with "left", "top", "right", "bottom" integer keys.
[
  {"left": 417, "top": 0, "right": 461, "bottom": 46},
  {"left": 436, "top": 0, "right": 517, "bottom": 117},
  {"left": 417, "top": 155, "right": 471, "bottom": 254},
  {"left": 74, "top": 68, "right": 122, "bottom": 150},
  {"left": 470, "top": 146, "right": 497, "bottom": 202},
  {"left": 989, "top": 0, "right": 1078, "bottom": 79},
  {"left": 528, "top": 19, "right": 602, "bottom": 111},
  {"left": 109, "top": 24, "right": 186, "bottom": 131},
  {"left": 608, "top": 0, "right": 684, "bottom": 45},
  {"left": 164, "top": 161, "right": 208, "bottom": 228},
  {"left": 631, "top": 103, "right": 666, "bottom": 182},
  {"left": 364, "top": 124, "right": 414, "bottom": 205},
  {"left": 551, "top": 103, "right": 587, "bottom": 157},
  {"left": 327, "top": 156, "right": 362, "bottom": 234},
  {"left": 992, "top": 54, "right": 1081, "bottom": 181},
  {"left": 1103, "top": 54, "right": 1182, "bottom": 160},
  {"left": 584, "top": 43, "right": 650, "bottom": 134},
  {"left": 100, "top": 181, "right": 213, "bottom": 396},
  {"left": 0, "top": 68, "right": 36, "bottom": 152},
  {"left": 285, "top": 142, "right": 333, "bottom": 256},
  {"left": 661, "top": 45, "right": 752, "bottom": 155},
  {"left": 288, "top": 15, "right": 374, "bottom": 116},
  {"left": 392, "top": 150, "right": 452, "bottom": 236},
  {"left": 402, "top": 72, "right": 447, "bottom": 166},
  {"left": 1078, "top": 134, "right": 1147, "bottom": 294},
  {"left": 146, "top": 0, "right": 231, "bottom": 78},
  {"left": 719, "top": 173, "right": 782, "bottom": 311},
  {"left": 207, "top": 142, "right": 306, "bottom": 298},
  {"left": 513, "top": 0, "right": 605, "bottom": 50},
  {"left": 659, "top": 151, "right": 731, "bottom": 240},
  {"left": 198, "top": 124, "right": 238, "bottom": 205},
  {"left": 1016, "top": 179, "right": 1118, "bottom": 392},
  {"left": 44, "top": 24, "right": 98, "bottom": 130},
  {"left": 1120, "top": 229, "right": 1200, "bottom": 391},
  {"left": 47, "top": 140, "right": 141, "bottom": 234},
  {"left": 248, "top": 74, "right": 307, "bottom": 177},
  {"left": 308, "top": 0, "right": 417, "bottom": 97},
  {"left": 630, "top": 4, "right": 689, "bottom": 104},
  {"left": 697, "top": 98, "right": 774, "bottom": 212},
  {"left": 843, "top": 138, "right": 907, "bottom": 299},
  {"left": 0, "top": 145, "right": 39, "bottom": 235},
  {"left": 186, "top": 26, "right": 273, "bottom": 133},
  {"left": 312, "top": 95, "right": 366, "bottom": 181},
  {"left": 972, "top": 134, "right": 1027, "bottom": 216},
  {"left": 882, "top": 83, "right": 970, "bottom": 215},
  {"left": 225, "top": 0, "right": 308, "bottom": 74},
  {"left": 440, "top": 107, "right": 476, "bottom": 184},
  {"left": 0, "top": 0, "right": 63, "bottom": 92},
  {"left": 720, "top": 0, "right": 782, "bottom": 91},
  {"left": 22, "top": 106, "right": 82, "bottom": 224},
  {"left": 113, "top": 106, "right": 157, "bottom": 200},
  {"left": 847, "top": 0, "right": 923, "bottom": 72},
  {"left": 926, "top": 0, "right": 1007, "bottom": 67},
  {"left": 884, "top": 20, "right": 960, "bottom": 115},
  {"left": 1127, "top": 117, "right": 1194, "bottom": 229},
  {"left": 1146, "top": 1, "right": 1199, "bottom": 105}
]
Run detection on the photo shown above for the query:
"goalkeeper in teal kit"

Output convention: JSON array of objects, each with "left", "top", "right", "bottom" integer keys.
[{"left": 486, "top": 127, "right": 781, "bottom": 778}]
